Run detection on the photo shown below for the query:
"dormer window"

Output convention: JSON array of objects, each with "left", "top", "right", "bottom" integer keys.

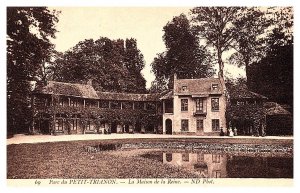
[
  {"left": 212, "top": 84, "right": 218, "bottom": 90},
  {"left": 182, "top": 86, "right": 187, "bottom": 92}
]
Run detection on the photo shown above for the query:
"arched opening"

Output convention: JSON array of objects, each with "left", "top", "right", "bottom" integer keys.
[{"left": 165, "top": 119, "right": 172, "bottom": 134}]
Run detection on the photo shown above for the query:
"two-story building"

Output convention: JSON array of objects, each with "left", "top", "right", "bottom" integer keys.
[
  {"left": 31, "top": 81, "right": 162, "bottom": 135},
  {"left": 161, "top": 74, "right": 227, "bottom": 135},
  {"left": 31, "top": 74, "right": 227, "bottom": 136}
]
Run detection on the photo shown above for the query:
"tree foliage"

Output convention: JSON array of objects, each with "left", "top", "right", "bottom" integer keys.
[
  {"left": 191, "top": 7, "right": 246, "bottom": 78},
  {"left": 52, "top": 37, "right": 146, "bottom": 93},
  {"left": 247, "top": 29, "right": 293, "bottom": 108},
  {"left": 191, "top": 7, "right": 293, "bottom": 109},
  {"left": 228, "top": 8, "right": 272, "bottom": 76},
  {"left": 7, "top": 7, "right": 59, "bottom": 135},
  {"left": 151, "top": 14, "right": 214, "bottom": 91},
  {"left": 229, "top": 7, "right": 293, "bottom": 78}
]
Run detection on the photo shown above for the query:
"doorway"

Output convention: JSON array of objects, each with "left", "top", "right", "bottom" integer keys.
[{"left": 165, "top": 119, "right": 172, "bottom": 134}]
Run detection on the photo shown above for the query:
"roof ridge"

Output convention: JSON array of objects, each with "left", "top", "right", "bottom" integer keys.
[
  {"left": 176, "top": 77, "right": 219, "bottom": 81},
  {"left": 96, "top": 91, "right": 159, "bottom": 96},
  {"left": 48, "top": 80, "right": 92, "bottom": 87}
]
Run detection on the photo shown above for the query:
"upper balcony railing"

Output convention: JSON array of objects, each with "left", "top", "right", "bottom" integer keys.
[
  {"left": 164, "top": 108, "right": 174, "bottom": 114},
  {"left": 33, "top": 96, "right": 158, "bottom": 114},
  {"left": 193, "top": 109, "right": 207, "bottom": 116}
]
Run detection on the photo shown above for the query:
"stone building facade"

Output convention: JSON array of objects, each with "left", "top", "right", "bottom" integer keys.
[
  {"left": 31, "top": 75, "right": 227, "bottom": 136},
  {"left": 161, "top": 74, "right": 227, "bottom": 135},
  {"left": 32, "top": 75, "right": 291, "bottom": 136}
]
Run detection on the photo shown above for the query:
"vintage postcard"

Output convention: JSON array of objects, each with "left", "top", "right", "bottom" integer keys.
[{"left": 5, "top": 2, "right": 294, "bottom": 190}]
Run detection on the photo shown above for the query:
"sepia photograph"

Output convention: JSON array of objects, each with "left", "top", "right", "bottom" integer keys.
[{"left": 5, "top": 1, "right": 295, "bottom": 189}]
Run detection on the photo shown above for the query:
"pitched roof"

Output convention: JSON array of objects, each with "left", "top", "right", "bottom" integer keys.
[
  {"left": 228, "top": 87, "right": 268, "bottom": 100},
  {"left": 96, "top": 92, "right": 160, "bottom": 101},
  {"left": 34, "top": 81, "right": 161, "bottom": 101},
  {"left": 159, "top": 90, "right": 173, "bottom": 100},
  {"left": 264, "top": 102, "right": 292, "bottom": 115},
  {"left": 174, "top": 78, "right": 222, "bottom": 95},
  {"left": 34, "top": 81, "right": 99, "bottom": 99}
]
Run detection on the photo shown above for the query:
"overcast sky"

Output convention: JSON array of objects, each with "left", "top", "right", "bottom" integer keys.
[{"left": 50, "top": 7, "right": 245, "bottom": 88}]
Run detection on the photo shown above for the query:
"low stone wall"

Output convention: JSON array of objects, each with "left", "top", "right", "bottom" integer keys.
[
  {"left": 171, "top": 132, "right": 220, "bottom": 136},
  {"left": 84, "top": 141, "right": 293, "bottom": 157}
]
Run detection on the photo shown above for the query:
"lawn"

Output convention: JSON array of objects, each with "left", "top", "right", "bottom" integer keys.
[{"left": 7, "top": 139, "right": 201, "bottom": 179}]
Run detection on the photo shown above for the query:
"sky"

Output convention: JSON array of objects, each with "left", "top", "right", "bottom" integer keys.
[{"left": 50, "top": 7, "right": 245, "bottom": 88}]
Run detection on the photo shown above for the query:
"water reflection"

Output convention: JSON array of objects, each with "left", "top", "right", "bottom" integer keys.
[
  {"left": 142, "top": 151, "right": 293, "bottom": 178},
  {"left": 163, "top": 152, "right": 227, "bottom": 178}
]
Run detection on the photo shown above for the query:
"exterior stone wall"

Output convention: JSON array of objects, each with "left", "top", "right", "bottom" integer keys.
[{"left": 163, "top": 94, "right": 226, "bottom": 135}]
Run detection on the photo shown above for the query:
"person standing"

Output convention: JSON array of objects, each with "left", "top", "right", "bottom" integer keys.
[
  {"left": 233, "top": 127, "right": 238, "bottom": 136},
  {"left": 228, "top": 127, "right": 234, "bottom": 137},
  {"left": 220, "top": 127, "right": 225, "bottom": 136}
]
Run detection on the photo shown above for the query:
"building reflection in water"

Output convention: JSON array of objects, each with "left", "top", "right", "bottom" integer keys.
[{"left": 163, "top": 152, "right": 227, "bottom": 178}]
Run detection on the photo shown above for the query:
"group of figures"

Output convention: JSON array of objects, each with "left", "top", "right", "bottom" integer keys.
[
  {"left": 219, "top": 123, "right": 266, "bottom": 137},
  {"left": 220, "top": 127, "right": 237, "bottom": 137}
]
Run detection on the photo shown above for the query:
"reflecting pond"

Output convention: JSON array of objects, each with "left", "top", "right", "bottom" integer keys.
[{"left": 140, "top": 151, "right": 293, "bottom": 178}]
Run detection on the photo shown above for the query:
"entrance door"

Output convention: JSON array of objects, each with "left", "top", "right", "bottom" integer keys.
[
  {"left": 196, "top": 119, "right": 204, "bottom": 135},
  {"left": 166, "top": 119, "right": 172, "bottom": 134}
]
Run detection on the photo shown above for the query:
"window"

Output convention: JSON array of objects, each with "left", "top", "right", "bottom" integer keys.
[
  {"left": 181, "top": 99, "right": 188, "bottom": 111},
  {"left": 99, "top": 100, "right": 109, "bottom": 108},
  {"left": 212, "top": 154, "right": 221, "bottom": 163},
  {"left": 237, "top": 101, "right": 245, "bottom": 105},
  {"left": 90, "top": 100, "right": 97, "bottom": 108},
  {"left": 211, "top": 98, "right": 219, "bottom": 111},
  {"left": 197, "top": 153, "right": 204, "bottom": 162},
  {"left": 182, "top": 153, "right": 189, "bottom": 162},
  {"left": 111, "top": 101, "right": 121, "bottom": 109},
  {"left": 166, "top": 153, "right": 173, "bottom": 162},
  {"left": 164, "top": 100, "right": 173, "bottom": 113},
  {"left": 212, "top": 84, "right": 218, "bottom": 90},
  {"left": 122, "top": 101, "right": 133, "bottom": 109},
  {"left": 212, "top": 170, "right": 221, "bottom": 178},
  {"left": 146, "top": 102, "right": 156, "bottom": 111},
  {"left": 182, "top": 86, "right": 187, "bottom": 91},
  {"left": 212, "top": 119, "right": 220, "bottom": 131},
  {"left": 181, "top": 119, "right": 189, "bottom": 131},
  {"left": 55, "top": 119, "right": 64, "bottom": 131},
  {"left": 196, "top": 98, "right": 204, "bottom": 112},
  {"left": 70, "top": 99, "right": 78, "bottom": 107},
  {"left": 196, "top": 119, "right": 204, "bottom": 131},
  {"left": 135, "top": 102, "right": 144, "bottom": 110}
]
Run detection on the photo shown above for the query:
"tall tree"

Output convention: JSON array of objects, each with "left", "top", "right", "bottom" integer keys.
[
  {"left": 228, "top": 8, "right": 272, "bottom": 78},
  {"left": 124, "top": 38, "right": 146, "bottom": 93},
  {"left": 151, "top": 14, "right": 214, "bottom": 90},
  {"left": 7, "top": 7, "right": 59, "bottom": 135},
  {"left": 229, "top": 7, "right": 292, "bottom": 82},
  {"left": 52, "top": 37, "right": 147, "bottom": 93},
  {"left": 247, "top": 29, "right": 293, "bottom": 108},
  {"left": 191, "top": 7, "right": 245, "bottom": 78}
]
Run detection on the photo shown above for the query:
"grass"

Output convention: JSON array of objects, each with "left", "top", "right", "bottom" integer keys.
[{"left": 7, "top": 140, "right": 199, "bottom": 179}]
